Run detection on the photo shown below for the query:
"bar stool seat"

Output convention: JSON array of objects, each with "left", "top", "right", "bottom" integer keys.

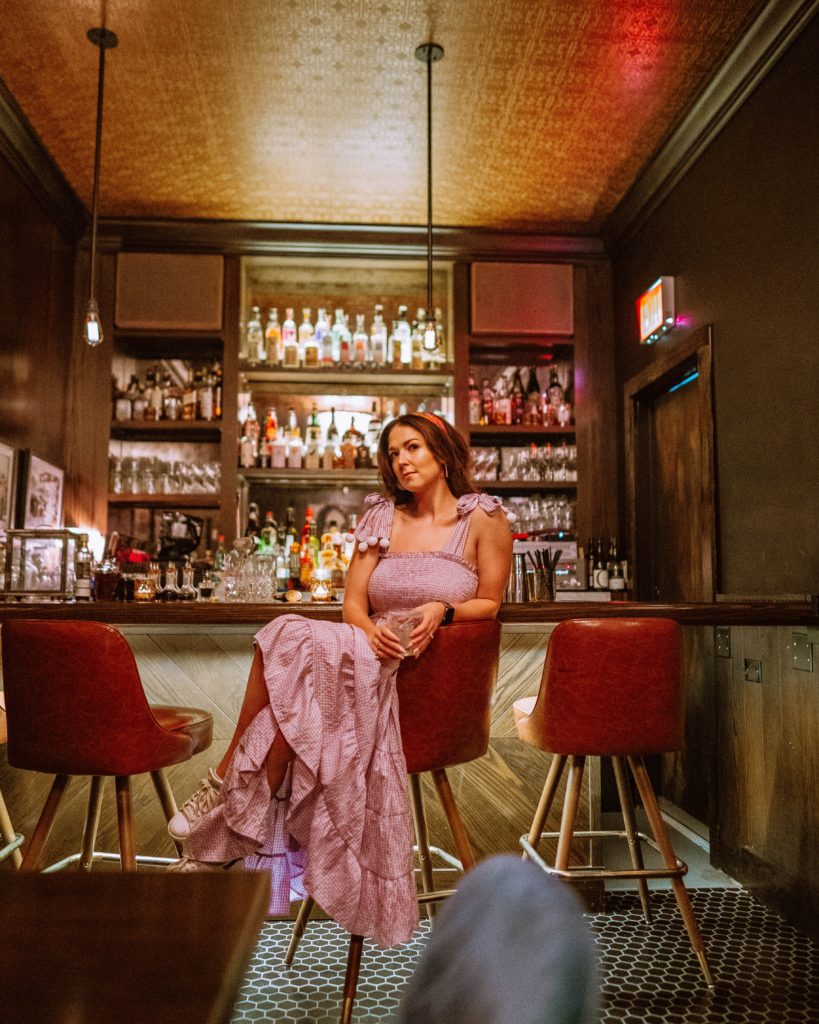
[
  {"left": 515, "top": 617, "right": 714, "bottom": 988},
  {"left": 0, "top": 691, "right": 25, "bottom": 867},
  {"left": 286, "top": 618, "right": 502, "bottom": 1024},
  {"left": 1, "top": 619, "right": 214, "bottom": 872}
]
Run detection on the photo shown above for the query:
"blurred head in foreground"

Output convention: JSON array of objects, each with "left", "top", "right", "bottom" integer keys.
[{"left": 396, "top": 855, "right": 599, "bottom": 1024}]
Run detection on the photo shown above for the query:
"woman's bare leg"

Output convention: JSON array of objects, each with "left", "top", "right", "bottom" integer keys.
[{"left": 216, "top": 646, "right": 294, "bottom": 787}]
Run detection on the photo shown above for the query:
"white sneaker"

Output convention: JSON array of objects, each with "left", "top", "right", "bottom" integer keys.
[
  {"left": 168, "top": 768, "right": 222, "bottom": 841},
  {"left": 166, "top": 855, "right": 243, "bottom": 873}
]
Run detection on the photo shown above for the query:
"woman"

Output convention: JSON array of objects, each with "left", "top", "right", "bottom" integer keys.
[{"left": 168, "top": 412, "right": 513, "bottom": 947}]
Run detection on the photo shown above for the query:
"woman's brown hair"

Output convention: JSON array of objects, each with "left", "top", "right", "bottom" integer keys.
[{"left": 377, "top": 413, "right": 475, "bottom": 504}]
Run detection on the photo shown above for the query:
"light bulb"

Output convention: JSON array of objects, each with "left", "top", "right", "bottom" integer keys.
[
  {"left": 422, "top": 317, "right": 439, "bottom": 352},
  {"left": 84, "top": 298, "right": 103, "bottom": 347}
]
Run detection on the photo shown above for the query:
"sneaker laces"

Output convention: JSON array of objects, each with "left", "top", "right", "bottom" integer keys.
[{"left": 180, "top": 776, "right": 220, "bottom": 821}]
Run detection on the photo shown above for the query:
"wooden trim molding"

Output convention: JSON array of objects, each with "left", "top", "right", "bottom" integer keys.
[{"left": 0, "top": 78, "right": 85, "bottom": 241}]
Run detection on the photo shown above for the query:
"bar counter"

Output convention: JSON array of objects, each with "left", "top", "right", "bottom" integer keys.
[{"left": 0, "top": 597, "right": 815, "bottom": 626}]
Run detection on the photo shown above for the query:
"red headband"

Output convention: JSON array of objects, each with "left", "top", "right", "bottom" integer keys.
[{"left": 418, "top": 412, "right": 446, "bottom": 431}]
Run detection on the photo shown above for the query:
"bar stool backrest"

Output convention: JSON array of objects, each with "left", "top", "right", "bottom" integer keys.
[
  {"left": 2, "top": 619, "right": 196, "bottom": 776},
  {"left": 397, "top": 619, "right": 501, "bottom": 774},
  {"left": 522, "top": 617, "right": 683, "bottom": 756}
]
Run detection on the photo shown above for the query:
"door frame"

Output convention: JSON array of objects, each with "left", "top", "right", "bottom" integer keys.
[{"left": 624, "top": 324, "right": 717, "bottom": 601}]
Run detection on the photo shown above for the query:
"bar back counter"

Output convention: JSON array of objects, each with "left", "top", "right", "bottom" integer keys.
[{"left": 1, "top": 597, "right": 817, "bottom": 936}]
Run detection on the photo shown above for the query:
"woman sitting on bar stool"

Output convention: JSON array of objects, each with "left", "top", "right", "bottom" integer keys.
[{"left": 168, "top": 412, "right": 513, "bottom": 949}]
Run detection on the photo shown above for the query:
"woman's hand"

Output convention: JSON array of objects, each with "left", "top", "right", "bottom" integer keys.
[
  {"left": 367, "top": 624, "right": 407, "bottom": 663},
  {"left": 406, "top": 601, "right": 447, "bottom": 658}
]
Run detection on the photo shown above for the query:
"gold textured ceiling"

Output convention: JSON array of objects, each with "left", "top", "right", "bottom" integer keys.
[{"left": 0, "top": 0, "right": 765, "bottom": 232}]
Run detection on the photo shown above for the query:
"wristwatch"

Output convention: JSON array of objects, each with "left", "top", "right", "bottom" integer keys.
[{"left": 441, "top": 602, "right": 455, "bottom": 626}]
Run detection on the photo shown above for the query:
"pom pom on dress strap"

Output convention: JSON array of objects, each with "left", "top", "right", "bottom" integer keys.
[
  {"left": 456, "top": 492, "right": 517, "bottom": 523},
  {"left": 346, "top": 492, "right": 394, "bottom": 554}
]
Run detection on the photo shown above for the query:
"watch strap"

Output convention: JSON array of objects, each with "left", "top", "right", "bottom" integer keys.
[{"left": 441, "top": 603, "right": 455, "bottom": 626}]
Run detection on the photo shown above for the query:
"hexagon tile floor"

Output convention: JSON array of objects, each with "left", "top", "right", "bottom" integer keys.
[{"left": 231, "top": 889, "right": 819, "bottom": 1023}]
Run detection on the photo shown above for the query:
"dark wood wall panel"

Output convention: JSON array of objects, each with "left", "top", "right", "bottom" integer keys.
[
  {"left": 0, "top": 153, "right": 76, "bottom": 477},
  {"left": 609, "top": 17, "right": 819, "bottom": 595}
]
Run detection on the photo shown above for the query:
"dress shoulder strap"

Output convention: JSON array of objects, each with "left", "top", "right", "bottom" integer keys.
[{"left": 443, "top": 492, "right": 514, "bottom": 558}]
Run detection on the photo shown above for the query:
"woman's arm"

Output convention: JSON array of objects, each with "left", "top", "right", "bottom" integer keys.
[{"left": 343, "top": 546, "right": 406, "bottom": 661}]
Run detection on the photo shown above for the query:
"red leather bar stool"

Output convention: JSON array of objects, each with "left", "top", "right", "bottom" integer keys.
[
  {"left": 1, "top": 619, "right": 213, "bottom": 872},
  {"left": 286, "top": 618, "right": 502, "bottom": 1024},
  {"left": 0, "top": 692, "right": 24, "bottom": 867},
  {"left": 514, "top": 617, "right": 714, "bottom": 988}
]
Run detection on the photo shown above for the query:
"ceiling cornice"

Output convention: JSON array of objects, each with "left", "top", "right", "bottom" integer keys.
[
  {"left": 97, "top": 219, "right": 608, "bottom": 262},
  {"left": 0, "top": 77, "right": 86, "bottom": 242},
  {"left": 604, "top": 0, "right": 819, "bottom": 251}
]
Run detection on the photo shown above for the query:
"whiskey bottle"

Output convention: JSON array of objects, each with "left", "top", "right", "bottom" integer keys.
[
  {"left": 301, "top": 308, "right": 319, "bottom": 368},
  {"left": 265, "top": 308, "right": 282, "bottom": 366},
  {"left": 75, "top": 534, "right": 92, "bottom": 600},
  {"left": 282, "top": 308, "right": 299, "bottom": 367},
  {"left": 246, "top": 307, "right": 264, "bottom": 362}
]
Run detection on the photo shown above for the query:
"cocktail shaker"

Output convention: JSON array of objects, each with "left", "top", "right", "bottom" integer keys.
[{"left": 506, "top": 552, "right": 529, "bottom": 603}]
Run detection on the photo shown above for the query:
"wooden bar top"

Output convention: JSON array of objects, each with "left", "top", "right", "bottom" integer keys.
[
  {"left": 0, "top": 871, "right": 269, "bottom": 1024},
  {"left": 0, "top": 597, "right": 815, "bottom": 626}
]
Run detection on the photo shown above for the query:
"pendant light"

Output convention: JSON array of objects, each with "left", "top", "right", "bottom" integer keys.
[
  {"left": 83, "top": 26, "right": 118, "bottom": 347},
  {"left": 414, "top": 42, "right": 444, "bottom": 352}
]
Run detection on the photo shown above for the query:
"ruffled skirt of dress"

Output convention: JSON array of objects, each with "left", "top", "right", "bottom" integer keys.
[{"left": 184, "top": 614, "right": 419, "bottom": 948}]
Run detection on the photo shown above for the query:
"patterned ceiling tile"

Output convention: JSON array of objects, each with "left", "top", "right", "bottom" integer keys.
[{"left": 0, "top": 0, "right": 765, "bottom": 230}]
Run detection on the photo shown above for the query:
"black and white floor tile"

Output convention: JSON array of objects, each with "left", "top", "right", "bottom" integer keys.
[{"left": 231, "top": 889, "right": 819, "bottom": 1023}]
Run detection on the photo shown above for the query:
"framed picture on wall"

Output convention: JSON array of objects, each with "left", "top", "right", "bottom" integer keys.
[
  {"left": 0, "top": 440, "right": 16, "bottom": 532},
  {"left": 19, "top": 452, "right": 64, "bottom": 529}
]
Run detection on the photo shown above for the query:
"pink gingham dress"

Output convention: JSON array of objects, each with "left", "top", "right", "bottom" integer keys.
[{"left": 185, "top": 492, "right": 509, "bottom": 947}]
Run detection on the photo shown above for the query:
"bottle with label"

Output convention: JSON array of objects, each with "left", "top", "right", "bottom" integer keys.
[
  {"left": 468, "top": 370, "right": 481, "bottom": 425},
  {"left": 306, "top": 402, "right": 322, "bottom": 446},
  {"left": 212, "top": 361, "right": 223, "bottom": 419},
  {"left": 365, "top": 401, "right": 383, "bottom": 450},
  {"left": 246, "top": 306, "right": 264, "bottom": 362},
  {"left": 199, "top": 368, "right": 215, "bottom": 422},
  {"left": 75, "top": 534, "right": 92, "bottom": 600},
  {"left": 370, "top": 304, "right": 387, "bottom": 367},
  {"left": 301, "top": 308, "right": 319, "bottom": 368},
  {"left": 288, "top": 429, "right": 304, "bottom": 469},
  {"left": 593, "top": 538, "right": 609, "bottom": 590},
  {"left": 395, "top": 305, "right": 412, "bottom": 368},
  {"left": 326, "top": 407, "right": 340, "bottom": 447},
  {"left": 480, "top": 377, "right": 494, "bottom": 425},
  {"left": 315, "top": 308, "right": 332, "bottom": 365},
  {"left": 213, "top": 534, "right": 226, "bottom": 570},
  {"left": 265, "top": 308, "right": 282, "bottom": 366},
  {"left": 181, "top": 371, "right": 198, "bottom": 421},
  {"left": 271, "top": 427, "right": 288, "bottom": 468},
  {"left": 282, "top": 308, "right": 299, "bottom": 367},
  {"left": 494, "top": 376, "right": 512, "bottom": 425},
  {"left": 410, "top": 308, "right": 426, "bottom": 370},
  {"left": 260, "top": 511, "right": 277, "bottom": 552},
  {"left": 511, "top": 369, "right": 526, "bottom": 425},
  {"left": 608, "top": 537, "right": 625, "bottom": 592},
  {"left": 353, "top": 313, "right": 369, "bottom": 367},
  {"left": 337, "top": 311, "right": 353, "bottom": 366},
  {"left": 525, "top": 367, "right": 542, "bottom": 425}
]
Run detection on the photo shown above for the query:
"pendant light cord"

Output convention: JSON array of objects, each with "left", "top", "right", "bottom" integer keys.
[
  {"left": 426, "top": 50, "right": 433, "bottom": 318},
  {"left": 88, "top": 40, "right": 106, "bottom": 301}
]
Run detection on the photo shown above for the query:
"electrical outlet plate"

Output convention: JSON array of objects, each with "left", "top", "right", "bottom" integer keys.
[
  {"left": 791, "top": 633, "right": 814, "bottom": 672},
  {"left": 743, "top": 658, "right": 762, "bottom": 683},
  {"left": 715, "top": 627, "right": 731, "bottom": 658}
]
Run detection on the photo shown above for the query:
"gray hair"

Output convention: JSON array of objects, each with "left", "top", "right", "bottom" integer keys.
[{"left": 396, "top": 855, "right": 599, "bottom": 1024}]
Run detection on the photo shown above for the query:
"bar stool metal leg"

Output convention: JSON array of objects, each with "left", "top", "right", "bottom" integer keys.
[
  {"left": 522, "top": 753, "right": 566, "bottom": 861},
  {"left": 21, "top": 774, "right": 71, "bottom": 872},
  {"left": 612, "top": 756, "right": 651, "bottom": 922},
  {"left": 340, "top": 935, "right": 364, "bottom": 1024},
  {"left": 150, "top": 768, "right": 183, "bottom": 856},
  {"left": 408, "top": 773, "right": 437, "bottom": 919},
  {"left": 115, "top": 776, "right": 137, "bottom": 872},
  {"left": 0, "top": 784, "right": 23, "bottom": 869},
  {"left": 79, "top": 775, "right": 104, "bottom": 872},
  {"left": 285, "top": 895, "right": 316, "bottom": 966},
  {"left": 555, "top": 755, "right": 585, "bottom": 871},
  {"left": 432, "top": 768, "right": 475, "bottom": 872},
  {"left": 628, "top": 755, "right": 714, "bottom": 988}
]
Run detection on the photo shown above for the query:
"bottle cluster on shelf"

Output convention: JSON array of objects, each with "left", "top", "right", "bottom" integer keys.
[
  {"left": 579, "top": 537, "right": 629, "bottom": 592},
  {"left": 242, "top": 303, "right": 446, "bottom": 370},
  {"left": 237, "top": 396, "right": 439, "bottom": 472},
  {"left": 112, "top": 361, "right": 223, "bottom": 423},
  {"left": 468, "top": 366, "right": 573, "bottom": 427},
  {"left": 471, "top": 442, "right": 578, "bottom": 484}
]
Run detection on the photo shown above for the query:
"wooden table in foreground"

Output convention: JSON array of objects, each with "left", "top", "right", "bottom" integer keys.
[{"left": 0, "top": 872, "right": 269, "bottom": 1024}]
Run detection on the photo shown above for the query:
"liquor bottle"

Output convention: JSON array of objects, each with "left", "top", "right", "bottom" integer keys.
[
  {"left": 337, "top": 311, "right": 352, "bottom": 366},
  {"left": 365, "top": 400, "right": 383, "bottom": 449},
  {"left": 284, "top": 507, "right": 298, "bottom": 552},
  {"left": 265, "top": 308, "right": 282, "bottom": 366},
  {"left": 342, "top": 417, "right": 364, "bottom": 446},
  {"left": 181, "top": 370, "right": 198, "bottom": 421},
  {"left": 593, "top": 538, "right": 609, "bottom": 590},
  {"left": 270, "top": 427, "right": 287, "bottom": 468},
  {"left": 511, "top": 369, "right": 526, "bottom": 425},
  {"left": 199, "top": 368, "right": 215, "bottom": 422},
  {"left": 326, "top": 407, "right": 340, "bottom": 446},
  {"left": 608, "top": 537, "right": 625, "bottom": 592},
  {"left": 213, "top": 534, "right": 226, "bottom": 570},
  {"left": 260, "top": 511, "right": 277, "bottom": 552},
  {"left": 264, "top": 407, "right": 278, "bottom": 441},
  {"left": 246, "top": 502, "right": 261, "bottom": 539},
  {"left": 75, "top": 534, "right": 92, "bottom": 600},
  {"left": 410, "top": 308, "right": 426, "bottom": 370},
  {"left": 143, "top": 366, "right": 158, "bottom": 421},
  {"left": 494, "top": 376, "right": 512, "bottom": 425},
  {"left": 383, "top": 398, "right": 396, "bottom": 428},
  {"left": 353, "top": 313, "right": 369, "bottom": 367},
  {"left": 480, "top": 377, "right": 494, "bottom": 425},
  {"left": 525, "top": 367, "right": 542, "bottom": 425},
  {"left": 287, "top": 429, "right": 304, "bottom": 469},
  {"left": 395, "top": 305, "right": 412, "bottom": 367},
  {"left": 212, "top": 361, "right": 223, "bottom": 419},
  {"left": 388, "top": 320, "right": 402, "bottom": 370},
  {"left": 467, "top": 370, "right": 481, "bottom": 425},
  {"left": 282, "top": 307, "right": 299, "bottom": 367},
  {"left": 246, "top": 307, "right": 264, "bottom": 362},
  {"left": 315, "top": 308, "right": 332, "bottom": 365},
  {"left": 301, "top": 308, "right": 319, "bottom": 368},
  {"left": 548, "top": 368, "right": 564, "bottom": 410},
  {"left": 306, "top": 402, "right": 322, "bottom": 446},
  {"left": 370, "top": 304, "right": 388, "bottom": 367}
]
